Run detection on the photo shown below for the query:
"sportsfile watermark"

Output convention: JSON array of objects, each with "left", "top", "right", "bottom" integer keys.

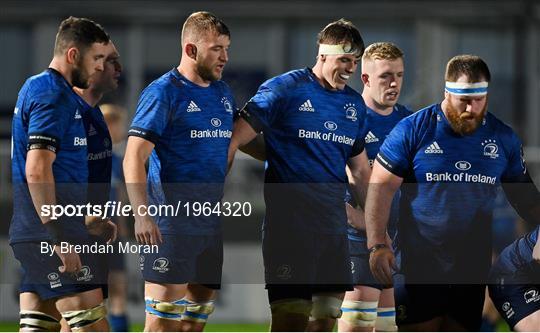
[{"left": 40, "top": 200, "right": 252, "bottom": 220}]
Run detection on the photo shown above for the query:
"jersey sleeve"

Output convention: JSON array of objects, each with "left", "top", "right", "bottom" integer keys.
[
  {"left": 240, "top": 79, "right": 284, "bottom": 133},
  {"left": 27, "top": 91, "right": 71, "bottom": 153},
  {"left": 501, "top": 131, "right": 528, "bottom": 182},
  {"left": 375, "top": 117, "right": 414, "bottom": 178},
  {"left": 128, "top": 85, "right": 172, "bottom": 144}
]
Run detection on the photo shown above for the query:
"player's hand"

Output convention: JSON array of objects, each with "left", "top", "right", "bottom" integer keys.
[
  {"left": 86, "top": 216, "right": 118, "bottom": 244},
  {"left": 134, "top": 216, "right": 162, "bottom": 245},
  {"left": 346, "top": 203, "right": 366, "bottom": 230},
  {"left": 54, "top": 245, "right": 82, "bottom": 273},
  {"left": 369, "top": 246, "right": 396, "bottom": 286}
]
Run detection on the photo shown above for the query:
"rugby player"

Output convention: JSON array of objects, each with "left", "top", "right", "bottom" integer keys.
[
  {"left": 228, "top": 19, "right": 368, "bottom": 332},
  {"left": 73, "top": 42, "right": 125, "bottom": 331},
  {"left": 123, "top": 11, "right": 235, "bottom": 331},
  {"left": 489, "top": 197, "right": 540, "bottom": 331},
  {"left": 366, "top": 54, "right": 539, "bottom": 331},
  {"left": 339, "top": 42, "right": 411, "bottom": 332},
  {"left": 10, "top": 17, "right": 112, "bottom": 331}
]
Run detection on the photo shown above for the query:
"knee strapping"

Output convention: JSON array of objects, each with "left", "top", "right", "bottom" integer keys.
[
  {"left": 145, "top": 297, "right": 186, "bottom": 321},
  {"left": 340, "top": 300, "right": 378, "bottom": 327},
  {"left": 19, "top": 310, "right": 61, "bottom": 332},
  {"left": 270, "top": 298, "right": 312, "bottom": 317},
  {"left": 60, "top": 302, "right": 106, "bottom": 331},
  {"left": 309, "top": 295, "right": 343, "bottom": 320},
  {"left": 179, "top": 298, "right": 215, "bottom": 323},
  {"left": 375, "top": 307, "right": 397, "bottom": 331}
]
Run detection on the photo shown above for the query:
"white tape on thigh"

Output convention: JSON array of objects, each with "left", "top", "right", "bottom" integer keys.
[
  {"left": 340, "top": 300, "right": 378, "bottom": 327},
  {"left": 375, "top": 307, "right": 397, "bottom": 331},
  {"left": 310, "top": 295, "right": 343, "bottom": 320},
  {"left": 180, "top": 298, "right": 215, "bottom": 323},
  {"left": 20, "top": 310, "right": 61, "bottom": 332},
  {"left": 61, "top": 302, "right": 106, "bottom": 331}
]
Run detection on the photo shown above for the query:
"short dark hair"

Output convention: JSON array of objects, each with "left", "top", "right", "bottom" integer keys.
[
  {"left": 53, "top": 16, "right": 110, "bottom": 56},
  {"left": 181, "top": 11, "right": 230, "bottom": 45},
  {"left": 317, "top": 18, "right": 364, "bottom": 57},
  {"left": 445, "top": 55, "right": 491, "bottom": 82}
]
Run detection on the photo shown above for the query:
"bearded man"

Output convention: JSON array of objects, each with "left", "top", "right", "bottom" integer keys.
[{"left": 366, "top": 54, "right": 538, "bottom": 331}]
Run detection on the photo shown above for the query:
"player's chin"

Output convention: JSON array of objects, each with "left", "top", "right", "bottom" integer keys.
[{"left": 212, "top": 70, "right": 223, "bottom": 81}]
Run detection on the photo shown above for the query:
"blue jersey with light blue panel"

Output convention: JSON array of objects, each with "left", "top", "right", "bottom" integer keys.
[
  {"left": 347, "top": 104, "right": 411, "bottom": 243},
  {"left": 376, "top": 103, "right": 527, "bottom": 280},
  {"left": 241, "top": 68, "right": 367, "bottom": 234},
  {"left": 10, "top": 68, "right": 89, "bottom": 244},
  {"left": 128, "top": 68, "right": 235, "bottom": 235}
]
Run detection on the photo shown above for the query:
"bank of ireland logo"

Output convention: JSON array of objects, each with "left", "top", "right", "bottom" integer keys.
[
  {"left": 76, "top": 266, "right": 94, "bottom": 282},
  {"left": 276, "top": 264, "right": 292, "bottom": 280},
  {"left": 48, "top": 272, "right": 62, "bottom": 288},
  {"left": 324, "top": 121, "right": 338, "bottom": 131},
  {"left": 139, "top": 256, "right": 145, "bottom": 270},
  {"left": 482, "top": 139, "right": 499, "bottom": 159},
  {"left": 153, "top": 257, "right": 170, "bottom": 273},
  {"left": 502, "top": 301, "right": 515, "bottom": 318},
  {"left": 221, "top": 97, "right": 233, "bottom": 113},
  {"left": 211, "top": 118, "right": 222, "bottom": 127},
  {"left": 344, "top": 103, "right": 357, "bottom": 121},
  {"left": 455, "top": 161, "right": 471, "bottom": 171},
  {"left": 502, "top": 302, "right": 510, "bottom": 311}
]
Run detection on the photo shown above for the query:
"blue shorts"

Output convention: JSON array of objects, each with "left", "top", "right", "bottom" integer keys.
[
  {"left": 488, "top": 264, "right": 540, "bottom": 329},
  {"left": 140, "top": 234, "right": 223, "bottom": 288},
  {"left": 263, "top": 229, "right": 352, "bottom": 302},
  {"left": 348, "top": 239, "right": 386, "bottom": 290},
  {"left": 393, "top": 274, "right": 485, "bottom": 330},
  {"left": 11, "top": 241, "right": 106, "bottom": 301}
]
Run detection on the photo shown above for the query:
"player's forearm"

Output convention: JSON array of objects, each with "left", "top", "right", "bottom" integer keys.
[
  {"left": 26, "top": 154, "right": 56, "bottom": 224},
  {"left": 348, "top": 168, "right": 370, "bottom": 209},
  {"left": 238, "top": 135, "right": 266, "bottom": 161},
  {"left": 365, "top": 184, "right": 394, "bottom": 248},
  {"left": 123, "top": 154, "right": 149, "bottom": 220}
]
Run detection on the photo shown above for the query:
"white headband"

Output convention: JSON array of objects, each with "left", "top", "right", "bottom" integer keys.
[
  {"left": 318, "top": 43, "right": 360, "bottom": 56},
  {"left": 445, "top": 81, "right": 488, "bottom": 96}
]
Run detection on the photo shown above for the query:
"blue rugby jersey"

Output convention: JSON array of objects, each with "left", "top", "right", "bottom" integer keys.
[
  {"left": 10, "top": 69, "right": 89, "bottom": 244},
  {"left": 128, "top": 68, "right": 235, "bottom": 235},
  {"left": 81, "top": 102, "right": 112, "bottom": 208},
  {"left": 347, "top": 104, "right": 411, "bottom": 243},
  {"left": 493, "top": 226, "right": 539, "bottom": 274},
  {"left": 376, "top": 103, "right": 527, "bottom": 280},
  {"left": 241, "top": 68, "right": 367, "bottom": 234}
]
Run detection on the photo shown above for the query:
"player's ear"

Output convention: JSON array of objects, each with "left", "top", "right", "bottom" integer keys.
[
  {"left": 66, "top": 47, "right": 79, "bottom": 65},
  {"left": 185, "top": 43, "right": 197, "bottom": 60},
  {"left": 444, "top": 91, "right": 450, "bottom": 99},
  {"left": 361, "top": 73, "right": 369, "bottom": 86},
  {"left": 319, "top": 54, "right": 326, "bottom": 62}
]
